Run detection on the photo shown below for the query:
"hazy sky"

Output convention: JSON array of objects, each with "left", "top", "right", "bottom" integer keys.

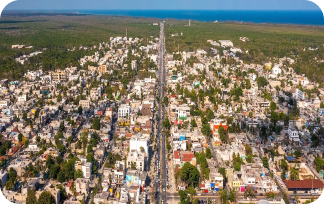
[{"left": 4, "top": 0, "right": 321, "bottom": 11}]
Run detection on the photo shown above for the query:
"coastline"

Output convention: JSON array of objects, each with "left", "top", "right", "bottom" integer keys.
[{"left": 2, "top": 9, "right": 324, "bottom": 26}]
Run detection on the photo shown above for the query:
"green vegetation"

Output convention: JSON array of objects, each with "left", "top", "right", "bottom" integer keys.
[
  {"left": 180, "top": 162, "right": 200, "bottom": 188},
  {"left": 165, "top": 20, "right": 324, "bottom": 85}
]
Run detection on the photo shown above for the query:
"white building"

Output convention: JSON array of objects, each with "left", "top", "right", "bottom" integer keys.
[
  {"left": 17, "top": 95, "right": 27, "bottom": 102},
  {"left": 75, "top": 158, "right": 92, "bottom": 179},
  {"left": 118, "top": 104, "right": 131, "bottom": 120},
  {"left": 0, "top": 101, "right": 9, "bottom": 108},
  {"left": 272, "top": 65, "right": 282, "bottom": 75},
  {"left": 219, "top": 40, "right": 233, "bottom": 47},
  {"left": 130, "top": 135, "right": 148, "bottom": 154},
  {"left": 293, "top": 88, "right": 305, "bottom": 101},
  {"left": 127, "top": 151, "right": 145, "bottom": 171},
  {"left": 288, "top": 126, "right": 299, "bottom": 143}
]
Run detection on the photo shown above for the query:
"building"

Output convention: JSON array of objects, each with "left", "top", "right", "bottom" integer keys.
[
  {"left": 131, "top": 60, "right": 137, "bottom": 70},
  {"left": 75, "top": 158, "right": 92, "bottom": 178},
  {"left": 75, "top": 178, "right": 90, "bottom": 196},
  {"left": 283, "top": 179, "right": 324, "bottom": 192},
  {"left": 219, "top": 40, "right": 233, "bottom": 47},
  {"left": 294, "top": 88, "right": 305, "bottom": 101},
  {"left": 288, "top": 126, "right": 299, "bottom": 143},
  {"left": 127, "top": 151, "right": 145, "bottom": 171},
  {"left": 0, "top": 101, "right": 9, "bottom": 108},
  {"left": 98, "top": 65, "right": 107, "bottom": 74},
  {"left": 79, "top": 100, "right": 90, "bottom": 109},
  {"left": 52, "top": 70, "right": 67, "bottom": 82},
  {"left": 130, "top": 135, "right": 148, "bottom": 154},
  {"left": 118, "top": 104, "right": 131, "bottom": 120},
  {"left": 0, "top": 169, "right": 8, "bottom": 187}
]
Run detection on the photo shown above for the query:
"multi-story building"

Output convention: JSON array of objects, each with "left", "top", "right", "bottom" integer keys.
[
  {"left": 79, "top": 100, "right": 90, "bottom": 109},
  {"left": 98, "top": 65, "right": 107, "bottom": 74},
  {"left": 52, "top": 70, "right": 67, "bottom": 82},
  {"left": 130, "top": 134, "right": 148, "bottom": 154},
  {"left": 288, "top": 125, "right": 299, "bottom": 143},
  {"left": 127, "top": 150, "right": 145, "bottom": 171},
  {"left": 118, "top": 104, "right": 131, "bottom": 120},
  {"left": 75, "top": 158, "right": 92, "bottom": 178}
]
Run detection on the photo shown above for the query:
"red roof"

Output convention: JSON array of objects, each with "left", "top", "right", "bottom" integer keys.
[
  {"left": 126, "top": 133, "right": 132, "bottom": 138},
  {"left": 174, "top": 120, "right": 183, "bottom": 125},
  {"left": 181, "top": 152, "right": 195, "bottom": 162},
  {"left": 0, "top": 156, "right": 6, "bottom": 161},
  {"left": 66, "top": 180, "right": 73, "bottom": 188},
  {"left": 174, "top": 151, "right": 180, "bottom": 160},
  {"left": 213, "top": 123, "right": 227, "bottom": 131},
  {"left": 200, "top": 183, "right": 205, "bottom": 188},
  {"left": 283, "top": 179, "right": 324, "bottom": 189}
]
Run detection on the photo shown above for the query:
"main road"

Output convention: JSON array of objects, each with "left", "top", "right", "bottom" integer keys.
[{"left": 155, "top": 21, "right": 167, "bottom": 204}]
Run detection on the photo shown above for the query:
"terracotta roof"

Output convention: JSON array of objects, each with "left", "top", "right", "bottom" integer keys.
[
  {"left": 174, "top": 151, "right": 180, "bottom": 160},
  {"left": 283, "top": 179, "right": 324, "bottom": 189},
  {"left": 213, "top": 123, "right": 227, "bottom": 131},
  {"left": 66, "top": 180, "right": 73, "bottom": 188},
  {"left": 181, "top": 152, "right": 195, "bottom": 162}
]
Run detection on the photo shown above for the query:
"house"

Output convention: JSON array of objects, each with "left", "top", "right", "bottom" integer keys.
[
  {"left": 130, "top": 135, "right": 148, "bottom": 154},
  {"left": 288, "top": 125, "right": 299, "bottom": 143},
  {"left": 127, "top": 150, "right": 145, "bottom": 171},
  {"left": 219, "top": 40, "right": 233, "bottom": 47},
  {"left": 75, "top": 158, "right": 92, "bottom": 179},
  {"left": 75, "top": 178, "right": 90, "bottom": 196}
]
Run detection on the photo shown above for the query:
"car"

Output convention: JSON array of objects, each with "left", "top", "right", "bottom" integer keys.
[
  {"left": 163, "top": 188, "right": 165, "bottom": 191},
  {"left": 259, "top": 193, "right": 263, "bottom": 196}
]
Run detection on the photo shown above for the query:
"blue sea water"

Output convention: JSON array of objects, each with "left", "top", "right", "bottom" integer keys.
[{"left": 74, "top": 10, "right": 324, "bottom": 26}]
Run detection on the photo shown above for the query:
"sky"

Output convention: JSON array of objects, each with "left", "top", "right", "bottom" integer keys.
[{"left": 3, "top": 0, "right": 321, "bottom": 11}]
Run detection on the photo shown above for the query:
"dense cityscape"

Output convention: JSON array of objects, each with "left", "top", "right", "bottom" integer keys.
[{"left": 0, "top": 18, "right": 324, "bottom": 204}]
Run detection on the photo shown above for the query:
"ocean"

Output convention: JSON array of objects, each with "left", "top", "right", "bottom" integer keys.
[{"left": 74, "top": 10, "right": 324, "bottom": 26}]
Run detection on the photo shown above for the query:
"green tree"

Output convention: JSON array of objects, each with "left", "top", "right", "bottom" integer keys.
[
  {"left": 262, "top": 157, "right": 269, "bottom": 168},
  {"left": 245, "top": 144, "right": 252, "bottom": 156},
  {"left": 57, "top": 171, "right": 65, "bottom": 183},
  {"left": 218, "top": 126, "right": 228, "bottom": 143},
  {"left": 202, "top": 124, "right": 212, "bottom": 137},
  {"left": 290, "top": 167, "right": 299, "bottom": 180},
  {"left": 78, "top": 106, "right": 83, "bottom": 114},
  {"left": 18, "top": 133, "right": 23, "bottom": 142},
  {"left": 191, "top": 118, "right": 197, "bottom": 127},
  {"left": 163, "top": 117, "right": 170, "bottom": 129},
  {"left": 26, "top": 189, "right": 37, "bottom": 204},
  {"left": 24, "top": 139, "right": 29, "bottom": 147},
  {"left": 49, "top": 164, "right": 61, "bottom": 179},
  {"left": 37, "top": 191, "right": 55, "bottom": 204},
  {"left": 57, "top": 184, "right": 67, "bottom": 202},
  {"left": 57, "top": 94, "right": 62, "bottom": 102},
  {"left": 220, "top": 189, "right": 228, "bottom": 204},
  {"left": 92, "top": 117, "right": 100, "bottom": 130},
  {"left": 229, "top": 188, "right": 236, "bottom": 202},
  {"left": 206, "top": 148, "right": 212, "bottom": 159},
  {"left": 74, "top": 169, "right": 83, "bottom": 180},
  {"left": 256, "top": 77, "right": 268, "bottom": 88}
]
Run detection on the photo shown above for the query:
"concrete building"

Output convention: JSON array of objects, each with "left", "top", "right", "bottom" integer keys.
[
  {"left": 79, "top": 100, "right": 90, "bottom": 109},
  {"left": 75, "top": 158, "right": 92, "bottom": 179},
  {"left": 127, "top": 150, "right": 145, "bottom": 171},
  {"left": 118, "top": 104, "right": 131, "bottom": 120},
  {"left": 130, "top": 134, "right": 148, "bottom": 154},
  {"left": 52, "top": 70, "right": 67, "bottom": 82}
]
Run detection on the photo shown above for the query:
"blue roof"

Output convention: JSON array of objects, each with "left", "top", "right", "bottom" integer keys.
[{"left": 286, "top": 156, "right": 296, "bottom": 161}]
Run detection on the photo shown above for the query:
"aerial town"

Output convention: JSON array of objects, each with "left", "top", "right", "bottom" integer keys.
[{"left": 1, "top": 22, "right": 324, "bottom": 204}]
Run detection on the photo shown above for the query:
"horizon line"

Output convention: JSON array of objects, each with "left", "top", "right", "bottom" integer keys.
[{"left": 4, "top": 9, "right": 322, "bottom": 11}]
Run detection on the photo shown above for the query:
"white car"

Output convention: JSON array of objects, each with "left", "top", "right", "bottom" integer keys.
[{"left": 163, "top": 188, "right": 165, "bottom": 191}]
